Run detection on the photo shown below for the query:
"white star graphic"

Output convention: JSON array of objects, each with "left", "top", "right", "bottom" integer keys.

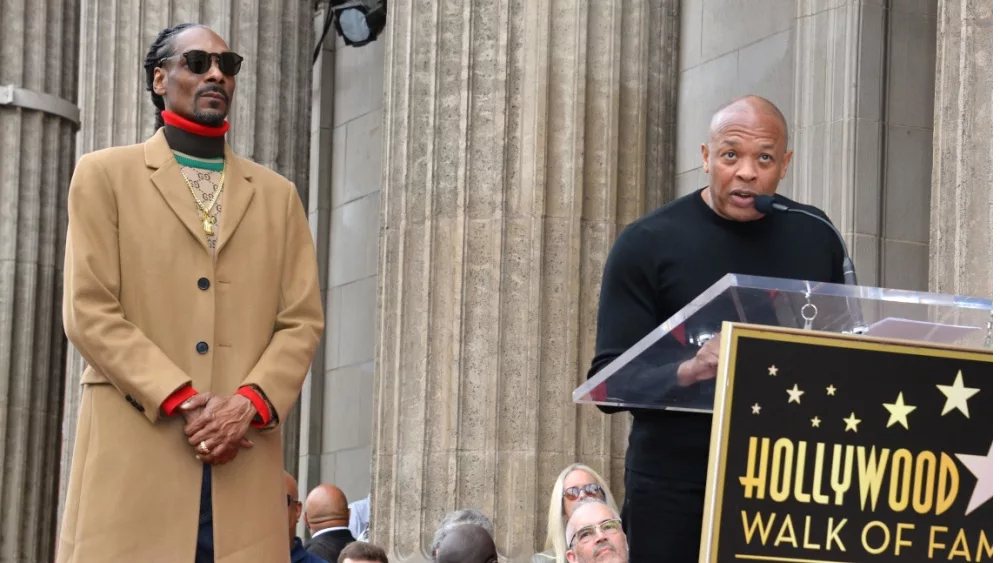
[
  {"left": 937, "top": 371, "right": 980, "bottom": 418},
  {"left": 751, "top": 403, "right": 761, "bottom": 415},
  {"left": 768, "top": 365, "right": 778, "bottom": 376},
  {"left": 786, "top": 384, "right": 804, "bottom": 404},
  {"left": 826, "top": 385, "right": 836, "bottom": 396},
  {"left": 956, "top": 444, "right": 993, "bottom": 515},
  {"left": 843, "top": 412, "right": 861, "bottom": 432},
  {"left": 883, "top": 392, "right": 917, "bottom": 430}
]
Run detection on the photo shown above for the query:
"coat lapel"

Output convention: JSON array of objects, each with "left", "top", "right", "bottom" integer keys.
[
  {"left": 145, "top": 130, "right": 210, "bottom": 252},
  {"left": 215, "top": 144, "right": 254, "bottom": 254},
  {"left": 143, "top": 129, "right": 255, "bottom": 255}
]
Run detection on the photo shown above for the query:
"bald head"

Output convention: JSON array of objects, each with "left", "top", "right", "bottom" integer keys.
[
  {"left": 435, "top": 524, "right": 498, "bottom": 563},
  {"left": 709, "top": 95, "right": 788, "bottom": 149},
  {"left": 304, "top": 484, "right": 350, "bottom": 533},
  {"left": 284, "top": 472, "right": 299, "bottom": 499}
]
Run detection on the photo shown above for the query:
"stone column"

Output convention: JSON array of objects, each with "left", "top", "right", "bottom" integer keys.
[
  {"left": 0, "top": 1, "right": 81, "bottom": 561},
  {"left": 929, "top": 0, "right": 992, "bottom": 297},
  {"left": 59, "top": 0, "right": 315, "bottom": 527},
  {"left": 789, "top": 1, "right": 939, "bottom": 291},
  {"left": 371, "top": 0, "right": 679, "bottom": 559}
]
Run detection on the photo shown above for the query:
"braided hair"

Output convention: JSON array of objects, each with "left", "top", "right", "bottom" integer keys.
[{"left": 143, "top": 23, "right": 200, "bottom": 130}]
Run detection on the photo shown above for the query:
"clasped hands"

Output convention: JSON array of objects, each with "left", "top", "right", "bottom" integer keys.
[{"left": 177, "top": 393, "right": 256, "bottom": 465}]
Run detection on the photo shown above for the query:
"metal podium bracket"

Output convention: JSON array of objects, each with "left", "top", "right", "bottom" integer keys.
[{"left": 0, "top": 84, "right": 81, "bottom": 125}]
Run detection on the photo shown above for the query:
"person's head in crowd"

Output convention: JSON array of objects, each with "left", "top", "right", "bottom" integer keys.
[
  {"left": 337, "top": 540, "right": 389, "bottom": 563},
  {"left": 304, "top": 483, "right": 351, "bottom": 534},
  {"left": 285, "top": 472, "right": 304, "bottom": 547},
  {"left": 544, "top": 464, "right": 618, "bottom": 561},
  {"left": 435, "top": 523, "right": 498, "bottom": 563},
  {"left": 431, "top": 508, "right": 494, "bottom": 557},
  {"left": 700, "top": 94, "right": 793, "bottom": 222},
  {"left": 564, "top": 498, "right": 627, "bottom": 563}
]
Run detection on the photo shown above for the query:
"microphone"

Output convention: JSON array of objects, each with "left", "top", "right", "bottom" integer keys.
[{"left": 753, "top": 194, "right": 857, "bottom": 285}]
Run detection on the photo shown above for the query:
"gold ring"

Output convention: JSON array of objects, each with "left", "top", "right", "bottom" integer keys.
[{"left": 199, "top": 441, "right": 209, "bottom": 454}]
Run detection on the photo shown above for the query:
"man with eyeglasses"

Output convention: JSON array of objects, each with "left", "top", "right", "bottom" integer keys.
[
  {"left": 287, "top": 473, "right": 330, "bottom": 563},
  {"left": 564, "top": 499, "right": 629, "bottom": 563},
  {"left": 58, "top": 23, "right": 323, "bottom": 563}
]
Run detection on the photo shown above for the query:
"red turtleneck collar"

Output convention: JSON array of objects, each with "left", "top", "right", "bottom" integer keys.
[{"left": 162, "top": 110, "right": 230, "bottom": 137}]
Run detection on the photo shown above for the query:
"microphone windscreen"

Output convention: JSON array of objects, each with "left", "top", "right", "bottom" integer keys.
[{"left": 753, "top": 194, "right": 775, "bottom": 214}]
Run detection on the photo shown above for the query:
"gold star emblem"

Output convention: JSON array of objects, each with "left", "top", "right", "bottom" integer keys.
[
  {"left": 811, "top": 416, "right": 821, "bottom": 428},
  {"left": 883, "top": 392, "right": 917, "bottom": 429},
  {"left": 786, "top": 384, "right": 804, "bottom": 404},
  {"left": 937, "top": 371, "right": 980, "bottom": 418},
  {"left": 768, "top": 365, "right": 778, "bottom": 376},
  {"left": 751, "top": 403, "right": 761, "bottom": 415},
  {"left": 826, "top": 385, "right": 836, "bottom": 396},
  {"left": 843, "top": 412, "right": 861, "bottom": 432}
]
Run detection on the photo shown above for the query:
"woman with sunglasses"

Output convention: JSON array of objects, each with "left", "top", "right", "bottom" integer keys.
[{"left": 532, "top": 463, "right": 619, "bottom": 563}]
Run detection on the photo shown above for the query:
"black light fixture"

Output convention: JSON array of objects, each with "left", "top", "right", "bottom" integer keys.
[
  {"left": 313, "top": 0, "right": 386, "bottom": 62},
  {"left": 334, "top": 1, "right": 386, "bottom": 47}
]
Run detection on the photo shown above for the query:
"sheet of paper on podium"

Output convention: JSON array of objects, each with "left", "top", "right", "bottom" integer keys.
[
  {"left": 864, "top": 317, "right": 980, "bottom": 344},
  {"left": 572, "top": 274, "right": 992, "bottom": 413}
]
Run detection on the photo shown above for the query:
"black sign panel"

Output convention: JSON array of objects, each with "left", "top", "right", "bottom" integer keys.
[{"left": 701, "top": 324, "right": 993, "bottom": 563}]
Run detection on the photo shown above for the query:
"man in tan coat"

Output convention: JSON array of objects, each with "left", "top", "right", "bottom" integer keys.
[{"left": 58, "top": 23, "right": 324, "bottom": 562}]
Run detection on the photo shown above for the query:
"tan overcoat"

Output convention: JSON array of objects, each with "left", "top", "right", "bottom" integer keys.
[{"left": 57, "top": 129, "right": 324, "bottom": 562}]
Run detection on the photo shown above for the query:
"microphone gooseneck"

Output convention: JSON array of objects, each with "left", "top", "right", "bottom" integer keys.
[{"left": 753, "top": 195, "right": 857, "bottom": 286}]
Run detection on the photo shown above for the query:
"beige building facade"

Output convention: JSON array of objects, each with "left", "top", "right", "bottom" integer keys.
[{"left": 0, "top": 0, "right": 991, "bottom": 561}]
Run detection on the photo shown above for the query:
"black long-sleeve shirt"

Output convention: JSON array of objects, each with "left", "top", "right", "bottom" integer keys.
[{"left": 587, "top": 188, "right": 845, "bottom": 481}]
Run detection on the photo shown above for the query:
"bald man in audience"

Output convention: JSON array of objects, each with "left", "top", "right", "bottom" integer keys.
[
  {"left": 434, "top": 523, "right": 499, "bottom": 563},
  {"left": 564, "top": 499, "right": 628, "bottom": 563},
  {"left": 286, "top": 473, "right": 329, "bottom": 563},
  {"left": 304, "top": 484, "right": 356, "bottom": 561}
]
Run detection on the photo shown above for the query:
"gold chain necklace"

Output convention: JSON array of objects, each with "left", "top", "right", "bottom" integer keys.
[{"left": 180, "top": 167, "right": 225, "bottom": 236}]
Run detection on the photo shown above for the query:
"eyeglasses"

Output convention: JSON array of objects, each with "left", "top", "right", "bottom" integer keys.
[
  {"left": 159, "top": 50, "right": 244, "bottom": 77},
  {"left": 287, "top": 495, "right": 300, "bottom": 507},
  {"left": 569, "top": 518, "right": 623, "bottom": 548},
  {"left": 563, "top": 482, "right": 606, "bottom": 501}
]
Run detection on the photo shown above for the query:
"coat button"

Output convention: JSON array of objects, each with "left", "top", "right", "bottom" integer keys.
[
  {"left": 197, "top": 277, "right": 211, "bottom": 290},
  {"left": 196, "top": 341, "right": 209, "bottom": 354}
]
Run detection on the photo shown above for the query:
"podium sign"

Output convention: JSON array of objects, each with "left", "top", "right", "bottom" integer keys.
[{"left": 700, "top": 323, "right": 993, "bottom": 563}]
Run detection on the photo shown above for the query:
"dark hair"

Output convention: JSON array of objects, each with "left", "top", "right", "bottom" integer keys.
[
  {"left": 337, "top": 541, "right": 388, "bottom": 563},
  {"left": 143, "top": 23, "right": 200, "bottom": 129}
]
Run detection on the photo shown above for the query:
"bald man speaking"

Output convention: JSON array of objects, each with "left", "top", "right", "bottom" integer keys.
[
  {"left": 304, "top": 484, "right": 355, "bottom": 561},
  {"left": 587, "top": 95, "right": 846, "bottom": 561}
]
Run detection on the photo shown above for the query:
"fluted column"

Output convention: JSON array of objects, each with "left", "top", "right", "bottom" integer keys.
[
  {"left": 59, "top": 0, "right": 315, "bottom": 527},
  {"left": 0, "top": 1, "right": 81, "bottom": 561},
  {"left": 371, "top": 1, "right": 679, "bottom": 560},
  {"left": 929, "top": 0, "right": 992, "bottom": 297}
]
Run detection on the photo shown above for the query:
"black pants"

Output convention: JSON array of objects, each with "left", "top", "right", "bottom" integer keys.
[
  {"left": 621, "top": 468, "right": 705, "bottom": 563},
  {"left": 196, "top": 464, "right": 214, "bottom": 563}
]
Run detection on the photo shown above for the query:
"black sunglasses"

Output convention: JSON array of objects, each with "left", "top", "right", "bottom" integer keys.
[{"left": 159, "top": 50, "right": 244, "bottom": 77}]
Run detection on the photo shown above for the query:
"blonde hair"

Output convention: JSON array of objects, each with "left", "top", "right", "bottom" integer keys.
[{"left": 542, "top": 463, "right": 618, "bottom": 562}]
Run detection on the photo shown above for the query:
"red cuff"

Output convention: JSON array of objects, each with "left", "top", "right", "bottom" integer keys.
[
  {"left": 161, "top": 385, "right": 198, "bottom": 416},
  {"left": 237, "top": 386, "right": 272, "bottom": 428}
]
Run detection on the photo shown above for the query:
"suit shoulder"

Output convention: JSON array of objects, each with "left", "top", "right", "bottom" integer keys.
[{"left": 80, "top": 143, "right": 146, "bottom": 166}]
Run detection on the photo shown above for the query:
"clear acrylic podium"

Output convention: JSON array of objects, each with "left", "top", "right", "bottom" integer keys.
[{"left": 572, "top": 274, "right": 992, "bottom": 413}]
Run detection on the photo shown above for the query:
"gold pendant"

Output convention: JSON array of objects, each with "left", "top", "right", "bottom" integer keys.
[{"left": 202, "top": 215, "right": 216, "bottom": 236}]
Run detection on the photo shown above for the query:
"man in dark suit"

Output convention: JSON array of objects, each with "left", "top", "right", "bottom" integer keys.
[{"left": 304, "top": 484, "right": 356, "bottom": 562}]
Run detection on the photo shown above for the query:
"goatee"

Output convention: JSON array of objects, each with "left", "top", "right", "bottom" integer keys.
[{"left": 192, "top": 110, "right": 226, "bottom": 127}]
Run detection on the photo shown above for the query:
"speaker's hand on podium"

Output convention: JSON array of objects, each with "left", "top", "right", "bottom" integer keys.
[{"left": 676, "top": 335, "right": 720, "bottom": 387}]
